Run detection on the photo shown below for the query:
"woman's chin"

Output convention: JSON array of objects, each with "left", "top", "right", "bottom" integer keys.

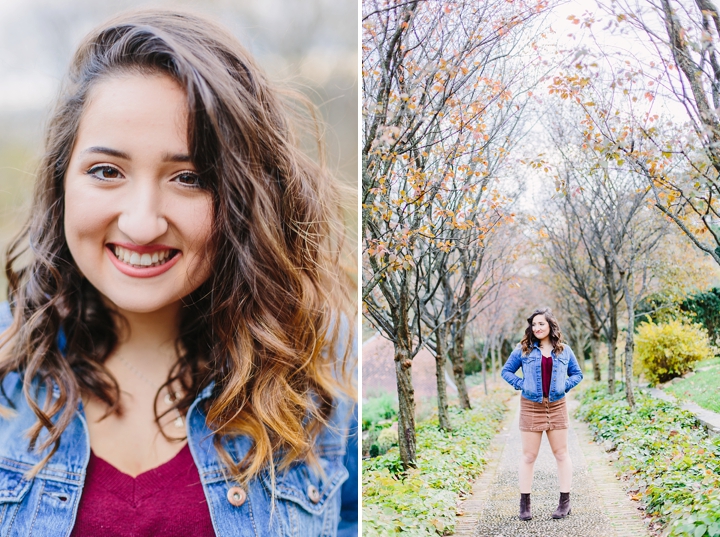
[{"left": 98, "top": 292, "right": 182, "bottom": 316}]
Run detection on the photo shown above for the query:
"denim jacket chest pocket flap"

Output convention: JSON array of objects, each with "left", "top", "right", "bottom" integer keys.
[
  {"left": 0, "top": 465, "right": 31, "bottom": 504},
  {"left": 267, "top": 454, "right": 349, "bottom": 516}
]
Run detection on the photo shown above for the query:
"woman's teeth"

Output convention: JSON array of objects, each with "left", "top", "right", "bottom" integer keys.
[{"left": 113, "top": 246, "right": 174, "bottom": 267}]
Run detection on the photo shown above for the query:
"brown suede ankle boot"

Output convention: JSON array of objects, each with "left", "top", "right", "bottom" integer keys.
[
  {"left": 519, "top": 493, "right": 532, "bottom": 520},
  {"left": 552, "top": 492, "right": 571, "bottom": 519}
]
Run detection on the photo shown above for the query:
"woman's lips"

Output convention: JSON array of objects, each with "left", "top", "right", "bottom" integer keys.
[{"left": 105, "top": 244, "right": 181, "bottom": 278}]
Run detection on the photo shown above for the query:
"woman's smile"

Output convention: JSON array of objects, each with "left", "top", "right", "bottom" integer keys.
[{"left": 106, "top": 243, "right": 182, "bottom": 278}]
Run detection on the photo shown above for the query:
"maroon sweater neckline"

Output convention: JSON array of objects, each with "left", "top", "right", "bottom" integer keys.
[
  {"left": 89, "top": 444, "right": 192, "bottom": 506},
  {"left": 70, "top": 442, "right": 215, "bottom": 537}
]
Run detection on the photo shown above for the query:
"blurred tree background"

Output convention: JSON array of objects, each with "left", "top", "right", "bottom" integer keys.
[{"left": 0, "top": 0, "right": 358, "bottom": 298}]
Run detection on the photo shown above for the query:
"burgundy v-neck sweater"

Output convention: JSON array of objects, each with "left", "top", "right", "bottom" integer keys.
[
  {"left": 70, "top": 444, "right": 215, "bottom": 537},
  {"left": 541, "top": 354, "right": 553, "bottom": 398}
]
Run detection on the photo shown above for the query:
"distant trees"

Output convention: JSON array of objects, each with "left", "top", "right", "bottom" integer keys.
[
  {"left": 542, "top": 148, "right": 665, "bottom": 405},
  {"left": 535, "top": 0, "right": 720, "bottom": 406}
]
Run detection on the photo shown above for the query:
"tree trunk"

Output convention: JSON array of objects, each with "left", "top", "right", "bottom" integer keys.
[
  {"left": 394, "top": 344, "right": 416, "bottom": 469},
  {"left": 450, "top": 349, "right": 471, "bottom": 409},
  {"left": 450, "top": 330, "right": 471, "bottom": 410},
  {"left": 621, "top": 273, "right": 636, "bottom": 409},
  {"left": 568, "top": 328, "right": 584, "bottom": 373},
  {"left": 434, "top": 326, "right": 452, "bottom": 431},
  {"left": 587, "top": 305, "right": 602, "bottom": 382},
  {"left": 607, "top": 322, "right": 617, "bottom": 395},
  {"left": 606, "top": 270, "right": 618, "bottom": 394},
  {"left": 481, "top": 342, "right": 488, "bottom": 396},
  {"left": 446, "top": 264, "right": 474, "bottom": 409},
  {"left": 394, "top": 276, "right": 416, "bottom": 470},
  {"left": 490, "top": 338, "right": 495, "bottom": 383}
]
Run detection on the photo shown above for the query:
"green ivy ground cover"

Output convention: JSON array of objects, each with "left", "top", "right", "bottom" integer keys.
[
  {"left": 665, "top": 362, "right": 720, "bottom": 414},
  {"left": 576, "top": 383, "right": 720, "bottom": 537},
  {"left": 362, "top": 399, "right": 507, "bottom": 536}
]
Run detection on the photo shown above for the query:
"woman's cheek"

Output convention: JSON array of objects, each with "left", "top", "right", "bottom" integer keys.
[
  {"left": 180, "top": 196, "right": 215, "bottom": 286},
  {"left": 64, "top": 178, "right": 116, "bottom": 263}
]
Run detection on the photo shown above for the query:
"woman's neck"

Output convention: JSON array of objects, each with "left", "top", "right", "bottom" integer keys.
[{"left": 112, "top": 300, "right": 182, "bottom": 381}]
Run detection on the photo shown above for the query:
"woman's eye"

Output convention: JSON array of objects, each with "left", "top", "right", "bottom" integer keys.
[
  {"left": 174, "top": 172, "right": 203, "bottom": 188},
  {"left": 86, "top": 165, "right": 121, "bottom": 180}
]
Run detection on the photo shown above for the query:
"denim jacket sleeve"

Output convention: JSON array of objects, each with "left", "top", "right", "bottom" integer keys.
[
  {"left": 563, "top": 346, "right": 583, "bottom": 393},
  {"left": 0, "top": 301, "right": 12, "bottom": 332},
  {"left": 337, "top": 404, "right": 358, "bottom": 537},
  {"left": 501, "top": 348, "right": 524, "bottom": 390}
]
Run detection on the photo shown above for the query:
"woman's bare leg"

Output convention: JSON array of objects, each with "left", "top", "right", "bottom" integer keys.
[
  {"left": 547, "top": 428, "right": 572, "bottom": 492},
  {"left": 519, "top": 431, "right": 543, "bottom": 493}
]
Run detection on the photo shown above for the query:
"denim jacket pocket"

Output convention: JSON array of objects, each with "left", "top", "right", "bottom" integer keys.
[
  {"left": 520, "top": 355, "right": 538, "bottom": 395},
  {"left": 0, "top": 464, "right": 32, "bottom": 532},
  {"left": 270, "top": 455, "right": 349, "bottom": 537}
]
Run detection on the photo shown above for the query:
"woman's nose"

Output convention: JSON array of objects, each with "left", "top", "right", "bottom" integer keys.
[{"left": 116, "top": 182, "right": 168, "bottom": 243}]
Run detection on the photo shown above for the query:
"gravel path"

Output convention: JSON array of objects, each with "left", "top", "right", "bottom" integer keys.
[{"left": 456, "top": 392, "right": 651, "bottom": 537}]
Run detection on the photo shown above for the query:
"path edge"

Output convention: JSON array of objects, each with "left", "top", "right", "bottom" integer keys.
[
  {"left": 454, "top": 392, "right": 519, "bottom": 536},
  {"left": 568, "top": 393, "right": 654, "bottom": 537}
]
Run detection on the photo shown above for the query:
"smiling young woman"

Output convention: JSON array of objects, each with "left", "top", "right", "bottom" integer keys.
[
  {"left": 501, "top": 308, "right": 583, "bottom": 522},
  {"left": 0, "top": 9, "right": 356, "bottom": 537}
]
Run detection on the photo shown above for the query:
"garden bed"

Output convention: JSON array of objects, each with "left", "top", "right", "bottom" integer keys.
[
  {"left": 575, "top": 382, "right": 720, "bottom": 537},
  {"left": 362, "top": 394, "right": 507, "bottom": 536}
]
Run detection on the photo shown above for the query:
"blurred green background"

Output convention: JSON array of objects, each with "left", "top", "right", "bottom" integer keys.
[{"left": 0, "top": 0, "right": 358, "bottom": 298}]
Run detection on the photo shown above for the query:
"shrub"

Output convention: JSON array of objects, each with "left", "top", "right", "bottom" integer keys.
[
  {"left": 363, "top": 392, "right": 398, "bottom": 430},
  {"left": 377, "top": 427, "right": 398, "bottom": 452},
  {"left": 635, "top": 293, "right": 681, "bottom": 326},
  {"left": 634, "top": 320, "right": 713, "bottom": 384},
  {"left": 681, "top": 287, "right": 720, "bottom": 345}
]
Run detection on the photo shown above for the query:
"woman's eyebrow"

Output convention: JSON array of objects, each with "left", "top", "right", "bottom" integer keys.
[
  {"left": 79, "top": 147, "right": 191, "bottom": 163},
  {"left": 161, "top": 152, "right": 192, "bottom": 163},
  {"left": 81, "top": 146, "right": 130, "bottom": 159}
]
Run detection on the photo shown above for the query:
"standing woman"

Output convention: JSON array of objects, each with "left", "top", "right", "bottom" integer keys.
[
  {"left": 0, "top": 9, "right": 356, "bottom": 537},
  {"left": 501, "top": 308, "right": 583, "bottom": 521}
]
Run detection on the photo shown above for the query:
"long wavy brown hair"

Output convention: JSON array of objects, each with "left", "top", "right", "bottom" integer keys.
[
  {"left": 520, "top": 308, "right": 565, "bottom": 356},
  {"left": 0, "top": 9, "right": 355, "bottom": 484}
]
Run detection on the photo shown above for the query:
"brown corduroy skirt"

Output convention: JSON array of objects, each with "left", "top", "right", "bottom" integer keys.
[{"left": 519, "top": 396, "right": 569, "bottom": 432}]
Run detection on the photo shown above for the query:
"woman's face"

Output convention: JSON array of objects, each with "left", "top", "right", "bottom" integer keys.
[
  {"left": 64, "top": 73, "right": 213, "bottom": 314},
  {"left": 531, "top": 314, "right": 551, "bottom": 341}
]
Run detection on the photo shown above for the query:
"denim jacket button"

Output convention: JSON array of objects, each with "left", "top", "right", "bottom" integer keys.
[
  {"left": 227, "top": 486, "right": 247, "bottom": 507},
  {"left": 307, "top": 484, "right": 321, "bottom": 504}
]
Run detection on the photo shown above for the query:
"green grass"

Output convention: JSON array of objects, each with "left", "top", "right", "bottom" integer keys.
[
  {"left": 665, "top": 362, "right": 720, "bottom": 413},
  {"left": 695, "top": 356, "right": 720, "bottom": 368}
]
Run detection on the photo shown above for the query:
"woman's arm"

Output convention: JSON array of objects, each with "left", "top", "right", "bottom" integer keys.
[
  {"left": 564, "top": 347, "right": 584, "bottom": 393},
  {"left": 501, "top": 348, "right": 523, "bottom": 390}
]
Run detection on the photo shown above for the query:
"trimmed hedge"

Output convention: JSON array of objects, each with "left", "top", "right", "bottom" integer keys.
[
  {"left": 576, "top": 383, "right": 720, "bottom": 537},
  {"left": 363, "top": 400, "right": 507, "bottom": 535}
]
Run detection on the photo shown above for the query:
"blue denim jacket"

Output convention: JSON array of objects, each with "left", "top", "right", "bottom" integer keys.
[
  {"left": 0, "top": 304, "right": 358, "bottom": 536},
  {"left": 501, "top": 342, "right": 583, "bottom": 403}
]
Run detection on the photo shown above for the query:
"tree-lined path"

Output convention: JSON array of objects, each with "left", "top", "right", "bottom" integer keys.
[{"left": 455, "top": 392, "right": 651, "bottom": 537}]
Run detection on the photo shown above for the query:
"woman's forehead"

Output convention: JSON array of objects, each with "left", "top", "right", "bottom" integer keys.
[{"left": 75, "top": 73, "right": 190, "bottom": 161}]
